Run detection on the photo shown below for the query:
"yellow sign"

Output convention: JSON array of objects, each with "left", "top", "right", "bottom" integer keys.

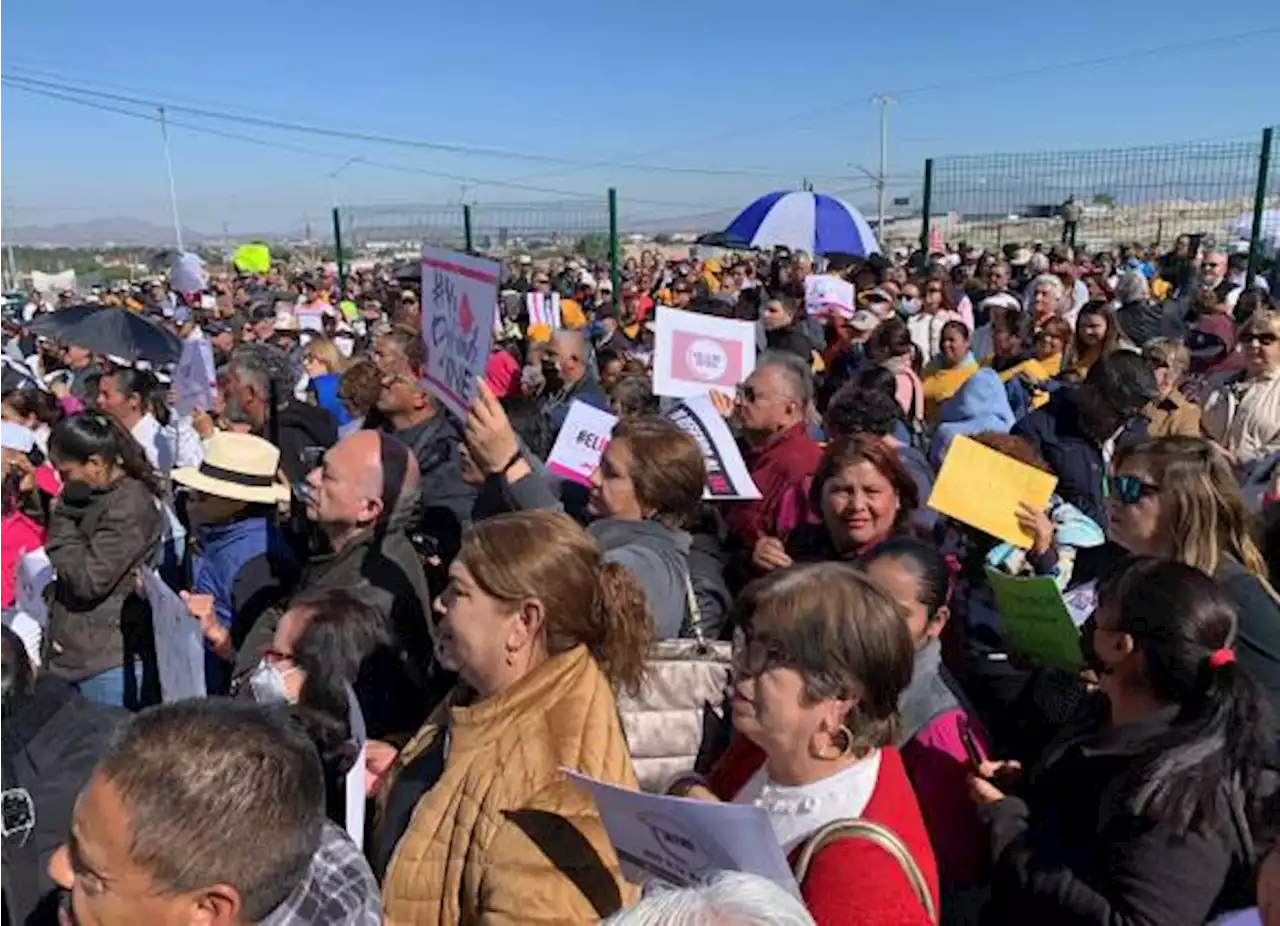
[
  {"left": 927, "top": 434, "right": 1058, "bottom": 548},
  {"left": 232, "top": 244, "right": 271, "bottom": 275}
]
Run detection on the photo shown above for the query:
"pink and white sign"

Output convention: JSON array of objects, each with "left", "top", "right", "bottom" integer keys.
[
  {"left": 653, "top": 306, "right": 756, "bottom": 398},
  {"left": 420, "top": 246, "right": 500, "bottom": 419}
]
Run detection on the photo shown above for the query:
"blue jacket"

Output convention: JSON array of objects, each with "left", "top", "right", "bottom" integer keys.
[
  {"left": 929, "top": 368, "right": 1016, "bottom": 469},
  {"left": 544, "top": 373, "right": 610, "bottom": 436},
  {"left": 192, "top": 516, "right": 294, "bottom": 640},
  {"left": 310, "top": 372, "right": 353, "bottom": 427},
  {"left": 1012, "top": 389, "right": 1149, "bottom": 526}
]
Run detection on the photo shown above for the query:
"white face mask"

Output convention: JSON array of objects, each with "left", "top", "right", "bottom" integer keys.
[
  {"left": 899, "top": 297, "right": 921, "bottom": 316},
  {"left": 248, "top": 659, "right": 296, "bottom": 704}
]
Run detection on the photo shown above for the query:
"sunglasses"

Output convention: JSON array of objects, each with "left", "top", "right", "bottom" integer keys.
[
  {"left": 1241, "top": 332, "right": 1278, "bottom": 347},
  {"left": 1109, "top": 473, "right": 1161, "bottom": 505}
]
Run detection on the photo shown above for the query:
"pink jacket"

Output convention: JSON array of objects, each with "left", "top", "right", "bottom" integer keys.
[
  {"left": 2, "top": 511, "right": 46, "bottom": 608},
  {"left": 899, "top": 707, "right": 988, "bottom": 886}
]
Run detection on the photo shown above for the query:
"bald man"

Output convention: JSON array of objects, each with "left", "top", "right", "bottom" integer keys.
[
  {"left": 543, "top": 328, "right": 610, "bottom": 435},
  {"left": 232, "top": 431, "right": 445, "bottom": 738}
]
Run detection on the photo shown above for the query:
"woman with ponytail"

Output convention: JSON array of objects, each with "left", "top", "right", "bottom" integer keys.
[
  {"left": 44, "top": 412, "right": 164, "bottom": 708},
  {"left": 375, "top": 509, "right": 649, "bottom": 924},
  {"left": 971, "top": 559, "right": 1272, "bottom": 925}
]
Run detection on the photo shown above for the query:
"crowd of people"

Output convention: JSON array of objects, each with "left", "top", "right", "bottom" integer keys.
[{"left": 1, "top": 232, "right": 1279, "bottom": 926}]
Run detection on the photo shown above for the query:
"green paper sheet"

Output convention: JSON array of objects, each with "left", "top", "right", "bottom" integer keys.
[{"left": 986, "top": 568, "right": 1083, "bottom": 672}]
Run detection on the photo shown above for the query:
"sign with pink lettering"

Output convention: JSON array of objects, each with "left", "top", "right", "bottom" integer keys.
[
  {"left": 546, "top": 400, "right": 619, "bottom": 486},
  {"left": 652, "top": 307, "right": 756, "bottom": 398},
  {"left": 420, "top": 246, "right": 500, "bottom": 419}
]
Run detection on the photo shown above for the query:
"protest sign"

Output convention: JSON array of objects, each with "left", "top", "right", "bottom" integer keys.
[
  {"left": 546, "top": 400, "right": 618, "bottom": 486},
  {"left": 232, "top": 243, "right": 271, "bottom": 275},
  {"left": 169, "top": 252, "right": 207, "bottom": 294},
  {"left": 986, "top": 569, "right": 1083, "bottom": 672},
  {"left": 344, "top": 685, "right": 367, "bottom": 849},
  {"left": 421, "top": 246, "right": 500, "bottom": 420},
  {"left": 174, "top": 337, "right": 216, "bottom": 416},
  {"left": 566, "top": 771, "right": 799, "bottom": 895},
  {"left": 141, "top": 569, "right": 207, "bottom": 702},
  {"left": 928, "top": 435, "right": 1057, "bottom": 548},
  {"left": 804, "top": 274, "right": 855, "bottom": 318},
  {"left": 16, "top": 548, "right": 54, "bottom": 627},
  {"left": 667, "top": 394, "right": 761, "bottom": 501},
  {"left": 653, "top": 307, "right": 756, "bottom": 398}
]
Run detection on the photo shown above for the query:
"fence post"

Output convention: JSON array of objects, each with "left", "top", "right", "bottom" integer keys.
[
  {"left": 919, "top": 159, "right": 934, "bottom": 257},
  {"left": 608, "top": 187, "right": 620, "bottom": 299},
  {"left": 1247, "top": 126, "right": 1274, "bottom": 292},
  {"left": 463, "top": 204, "right": 474, "bottom": 253},
  {"left": 331, "top": 207, "right": 346, "bottom": 295}
]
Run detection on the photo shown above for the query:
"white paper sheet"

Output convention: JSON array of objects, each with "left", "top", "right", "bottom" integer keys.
[
  {"left": 174, "top": 336, "right": 216, "bottom": 416},
  {"left": 565, "top": 770, "right": 799, "bottom": 896},
  {"left": 666, "top": 395, "right": 761, "bottom": 501},
  {"left": 16, "top": 548, "right": 54, "bottom": 628},
  {"left": 545, "top": 400, "right": 619, "bottom": 486},
  {"left": 344, "top": 684, "right": 368, "bottom": 849},
  {"left": 141, "top": 569, "right": 207, "bottom": 702}
]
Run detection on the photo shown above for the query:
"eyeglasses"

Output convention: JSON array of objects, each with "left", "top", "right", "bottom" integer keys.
[
  {"left": 1109, "top": 474, "right": 1161, "bottom": 505},
  {"left": 731, "top": 627, "right": 796, "bottom": 677},
  {"left": 737, "top": 384, "right": 759, "bottom": 403},
  {"left": 1241, "top": 332, "right": 1278, "bottom": 347}
]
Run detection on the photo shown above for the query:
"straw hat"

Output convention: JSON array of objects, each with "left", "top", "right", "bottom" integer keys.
[{"left": 171, "top": 432, "right": 290, "bottom": 505}]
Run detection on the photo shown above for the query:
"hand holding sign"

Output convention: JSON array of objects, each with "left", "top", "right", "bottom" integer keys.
[
  {"left": 465, "top": 380, "right": 520, "bottom": 475},
  {"left": 421, "top": 247, "right": 499, "bottom": 419}
]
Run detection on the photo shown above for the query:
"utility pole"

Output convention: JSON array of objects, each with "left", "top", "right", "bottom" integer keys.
[
  {"left": 158, "top": 106, "right": 184, "bottom": 252},
  {"left": 871, "top": 95, "right": 895, "bottom": 236}
]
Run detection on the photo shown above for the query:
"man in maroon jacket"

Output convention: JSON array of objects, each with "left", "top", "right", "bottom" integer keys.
[{"left": 724, "top": 352, "right": 823, "bottom": 552}]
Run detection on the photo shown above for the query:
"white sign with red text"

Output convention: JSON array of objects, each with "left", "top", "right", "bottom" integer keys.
[
  {"left": 652, "top": 306, "right": 756, "bottom": 398},
  {"left": 421, "top": 246, "right": 500, "bottom": 420},
  {"left": 803, "top": 274, "right": 855, "bottom": 319}
]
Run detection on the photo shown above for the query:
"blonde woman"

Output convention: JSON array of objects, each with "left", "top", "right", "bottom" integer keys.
[
  {"left": 374, "top": 510, "right": 650, "bottom": 925},
  {"left": 1106, "top": 436, "right": 1280, "bottom": 755},
  {"left": 1142, "top": 338, "right": 1200, "bottom": 438},
  {"left": 1202, "top": 310, "right": 1280, "bottom": 475},
  {"left": 303, "top": 337, "right": 353, "bottom": 427}
]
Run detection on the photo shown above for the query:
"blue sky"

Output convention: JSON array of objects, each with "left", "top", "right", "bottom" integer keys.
[{"left": 2, "top": 0, "right": 1278, "bottom": 235}]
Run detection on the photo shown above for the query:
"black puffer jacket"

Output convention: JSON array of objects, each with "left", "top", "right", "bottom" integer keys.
[
  {"left": 44, "top": 477, "right": 163, "bottom": 681},
  {"left": 2, "top": 676, "right": 127, "bottom": 926}
]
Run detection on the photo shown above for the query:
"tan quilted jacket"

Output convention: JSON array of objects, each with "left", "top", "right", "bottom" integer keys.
[{"left": 379, "top": 645, "right": 639, "bottom": 925}]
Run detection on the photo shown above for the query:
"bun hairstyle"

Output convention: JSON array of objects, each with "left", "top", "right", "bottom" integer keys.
[{"left": 459, "top": 510, "right": 653, "bottom": 696}]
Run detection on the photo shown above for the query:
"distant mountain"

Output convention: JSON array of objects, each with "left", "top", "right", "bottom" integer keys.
[{"left": 2, "top": 217, "right": 209, "bottom": 248}]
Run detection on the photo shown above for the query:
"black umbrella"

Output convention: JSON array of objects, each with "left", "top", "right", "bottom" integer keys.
[{"left": 26, "top": 305, "right": 182, "bottom": 364}]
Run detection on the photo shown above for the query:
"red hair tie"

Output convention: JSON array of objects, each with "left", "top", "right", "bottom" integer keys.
[{"left": 1207, "top": 648, "right": 1236, "bottom": 670}]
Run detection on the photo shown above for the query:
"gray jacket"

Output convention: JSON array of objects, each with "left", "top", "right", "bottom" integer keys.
[{"left": 588, "top": 518, "right": 694, "bottom": 640}]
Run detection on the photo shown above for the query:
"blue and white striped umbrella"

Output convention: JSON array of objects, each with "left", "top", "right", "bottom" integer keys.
[{"left": 721, "top": 190, "right": 880, "bottom": 256}]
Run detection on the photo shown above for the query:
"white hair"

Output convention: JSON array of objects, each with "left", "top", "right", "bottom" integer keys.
[
  {"left": 603, "top": 873, "right": 816, "bottom": 926},
  {"left": 1114, "top": 269, "right": 1150, "bottom": 304},
  {"left": 1024, "top": 273, "right": 1067, "bottom": 314}
]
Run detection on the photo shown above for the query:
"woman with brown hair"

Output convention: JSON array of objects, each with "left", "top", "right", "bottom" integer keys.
[
  {"left": 588, "top": 416, "right": 726, "bottom": 639},
  {"left": 1062, "top": 300, "right": 1121, "bottom": 380},
  {"left": 375, "top": 510, "right": 650, "bottom": 925},
  {"left": 1106, "top": 436, "right": 1280, "bottom": 754},
  {"left": 674, "top": 563, "right": 939, "bottom": 925}
]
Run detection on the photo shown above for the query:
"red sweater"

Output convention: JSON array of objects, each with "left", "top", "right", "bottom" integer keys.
[
  {"left": 707, "top": 737, "right": 939, "bottom": 926},
  {"left": 724, "top": 424, "right": 823, "bottom": 547}
]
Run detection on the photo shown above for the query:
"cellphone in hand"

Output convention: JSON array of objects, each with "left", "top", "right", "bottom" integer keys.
[{"left": 960, "top": 724, "right": 985, "bottom": 771}]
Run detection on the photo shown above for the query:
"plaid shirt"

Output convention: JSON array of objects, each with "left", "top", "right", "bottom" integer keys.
[{"left": 262, "top": 821, "right": 382, "bottom": 926}]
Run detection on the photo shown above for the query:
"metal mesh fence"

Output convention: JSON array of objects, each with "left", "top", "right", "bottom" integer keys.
[
  {"left": 339, "top": 199, "right": 611, "bottom": 254},
  {"left": 884, "top": 130, "right": 1278, "bottom": 254}
]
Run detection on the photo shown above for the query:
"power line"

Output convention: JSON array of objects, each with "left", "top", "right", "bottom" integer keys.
[
  {"left": 0, "top": 78, "right": 748, "bottom": 210},
  {"left": 1, "top": 70, "right": 852, "bottom": 181},
  {"left": 502, "top": 23, "right": 1280, "bottom": 176}
]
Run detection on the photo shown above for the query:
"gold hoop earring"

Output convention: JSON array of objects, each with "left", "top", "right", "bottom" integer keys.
[{"left": 809, "top": 723, "right": 855, "bottom": 761}]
